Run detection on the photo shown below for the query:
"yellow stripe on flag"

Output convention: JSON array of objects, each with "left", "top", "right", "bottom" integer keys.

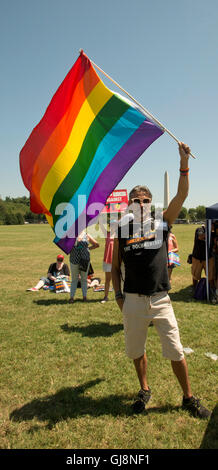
[
  {"left": 40, "top": 81, "right": 113, "bottom": 211},
  {"left": 45, "top": 213, "right": 54, "bottom": 227}
]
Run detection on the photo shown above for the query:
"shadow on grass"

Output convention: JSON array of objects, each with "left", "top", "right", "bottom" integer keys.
[
  {"left": 199, "top": 404, "right": 218, "bottom": 449},
  {"left": 147, "top": 404, "right": 180, "bottom": 416},
  {"left": 169, "top": 285, "right": 206, "bottom": 303},
  {"left": 33, "top": 299, "right": 68, "bottom": 305},
  {"left": 10, "top": 379, "right": 181, "bottom": 429},
  {"left": 10, "top": 379, "right": 129, "bottom": 428},
  {"left": 61, "top": 322, "right": 123, "bottom": 337},
  {"left": 33, "top": 298, "right": 102, "bottom": 306}
]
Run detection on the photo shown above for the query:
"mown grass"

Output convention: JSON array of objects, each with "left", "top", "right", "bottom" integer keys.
[{"left": 0, "top": 224, "right": 217, "bottom": 449}]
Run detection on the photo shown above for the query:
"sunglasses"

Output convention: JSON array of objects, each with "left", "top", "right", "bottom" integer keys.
[{"left": 131, "top": 198, "right": 151, "bottom": 204}]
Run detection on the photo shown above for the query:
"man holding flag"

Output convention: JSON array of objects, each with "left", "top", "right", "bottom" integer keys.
[
  {"left": 19, "top": 50, "right": 209, "bottom": 418},
  {"left": 112, "top": 142, "right": 211, "bottom": 419}
]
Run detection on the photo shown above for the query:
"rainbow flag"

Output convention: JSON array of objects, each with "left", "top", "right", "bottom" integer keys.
[{"left": 20, "top": 51, "right": 164, "bottom": 253}]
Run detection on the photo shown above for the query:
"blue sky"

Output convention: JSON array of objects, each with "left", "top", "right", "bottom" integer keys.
[{"left": 1, "top": 0, "right": 217, "bottom": 208}]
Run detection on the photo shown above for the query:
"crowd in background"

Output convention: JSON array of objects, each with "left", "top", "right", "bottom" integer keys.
[{"left": 26, "top": 219, "right": 218, "bottom": 305}]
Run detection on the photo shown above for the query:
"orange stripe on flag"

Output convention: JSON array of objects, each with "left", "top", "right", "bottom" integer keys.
[{"left": 31, "top": 66, "right": 100, "bottom": 212}]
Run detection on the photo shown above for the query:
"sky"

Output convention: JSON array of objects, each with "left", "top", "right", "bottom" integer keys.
[{"left": 0, "top": 0, "right": 217, "bottom": 209}]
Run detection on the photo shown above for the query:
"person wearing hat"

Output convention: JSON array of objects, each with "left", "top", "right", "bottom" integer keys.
[{"left": 27, "top": 254, "right": 70, "bottom": 291}]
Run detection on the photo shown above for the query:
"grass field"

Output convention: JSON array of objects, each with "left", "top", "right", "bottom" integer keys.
[{"left": 0, "top": 224, "right": 217, "bottom": 450}]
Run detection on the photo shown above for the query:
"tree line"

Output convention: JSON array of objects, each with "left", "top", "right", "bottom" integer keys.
[
  {"left": 0, "top": 196, "right": 206, "bottom": 226},
  {"left": 178, "top": 205, "right": 206, "bottom": 222},
  {"left": 0, "top": 196, "right": 46, "bottom": 225}
]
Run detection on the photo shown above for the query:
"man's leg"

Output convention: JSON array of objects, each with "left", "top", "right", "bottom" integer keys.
[
  {"left": 133, "top": 353, "right": 149, "bottom": 391},
  {"left": 153, "top": 295, "right": 211, "bottom": 418},
  {"left": 132, "top": 353, "right": 151, "bottom": 413},
  {"left": 172, "top": 358, "right": 211, "bottom": 418},
  {"left": 133, "top": 348, "right": 192, "bottom": 398},
  {"left": 152, "top": 296, "right": 192, "bottom": 398},
  {"left": 171, "top": 358, "right": 192, "bottom": 398},
  {"left": 122, "top": 294, "right": 151, "bottom": 413}
]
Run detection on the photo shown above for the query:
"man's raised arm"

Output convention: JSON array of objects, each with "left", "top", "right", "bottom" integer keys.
[{"left": 164, "top": 142, "right": 191, "bottom": 226}]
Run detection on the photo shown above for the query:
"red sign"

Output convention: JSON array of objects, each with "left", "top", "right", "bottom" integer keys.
[{"left": 102, "top": 189, "right": 128, "bottom": 213}]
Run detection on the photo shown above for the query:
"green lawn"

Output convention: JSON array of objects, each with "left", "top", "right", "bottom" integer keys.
[{"left": 0, "top": 224, "right": 217, "bottom": 449}]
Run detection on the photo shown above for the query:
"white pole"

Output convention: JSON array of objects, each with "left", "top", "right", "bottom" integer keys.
[
  {"left": 80, "top": 50, "right": 197, "bottom": 159},
  {"left": 164, "top": 171, "right": 170, "bottom": 208}
]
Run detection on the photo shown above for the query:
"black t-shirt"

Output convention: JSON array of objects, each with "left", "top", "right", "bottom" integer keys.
[
  {"left": 192, "top": 228, "right": 206, "bottom": 260},
  {"left": 192, "top": 227, "right": 215, "bottom": 260},
  {"left": 118, "top": 216, "right": 171, "bottom": 295},
  {"left": 48, "top": 262, "right": 70, "bottom": 278}
]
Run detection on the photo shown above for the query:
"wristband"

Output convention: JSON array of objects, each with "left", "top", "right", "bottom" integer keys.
[{"left": 180, "top": 168, "right": 189, "bottom": 175}]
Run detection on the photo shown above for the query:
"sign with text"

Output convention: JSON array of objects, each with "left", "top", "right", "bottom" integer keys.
[{"left": 102, "top": 189, "right": 128, "bottom": 213}]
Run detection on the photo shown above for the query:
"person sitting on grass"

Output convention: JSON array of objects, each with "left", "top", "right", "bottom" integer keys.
[{"left": 26, "top": 254, "right": 70, "bottom": 291}]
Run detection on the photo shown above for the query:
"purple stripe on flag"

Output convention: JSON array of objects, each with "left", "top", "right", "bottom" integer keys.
[
  {"left": 55, "top": 120, "right": 163, "bottom": 253},
  {"left": 86, "top": 120, "right": 163, "bottom": 216}
]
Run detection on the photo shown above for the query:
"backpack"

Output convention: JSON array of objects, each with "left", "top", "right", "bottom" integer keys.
[{"left": 194, "top": 277, "right": 207, "bottom": 300}]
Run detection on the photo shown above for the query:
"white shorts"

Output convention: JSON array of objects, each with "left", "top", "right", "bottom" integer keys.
[
  {"left": 102, "top": 262, "right": 112, "bottom": 272},
  {"left": 122, "top": 291, "right": 184, "bottom": 361}
]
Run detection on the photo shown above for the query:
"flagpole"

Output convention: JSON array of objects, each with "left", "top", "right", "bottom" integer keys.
[{"left": 80, "top": 50, "right": 196, "bottom": 159}]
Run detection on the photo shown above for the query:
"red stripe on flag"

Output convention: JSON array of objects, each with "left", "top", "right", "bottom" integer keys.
[{"left": 19, "top": 53, "right": 90, "bottom": 193}]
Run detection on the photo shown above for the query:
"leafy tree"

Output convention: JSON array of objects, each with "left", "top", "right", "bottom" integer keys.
[
  {"left": 5, "top": 213, "right": 18, "bottom": 225},
  {"left": 195, "top": 205, "right": 206, "bottom": 221},
  {"left": 178, "top": 206, "right": 188, "bottom": 220},
  {"left": 188, "top": 208, "right": 197, "bottom": 222},
  {"left": 0, "top": 201, "right": 7, "bottom": 224},
  {"left": 16, "top": 212, "right": 25, "bottom": 224},
  {"left": 25, "top": 211, "right": 35, "bottom": 223}
]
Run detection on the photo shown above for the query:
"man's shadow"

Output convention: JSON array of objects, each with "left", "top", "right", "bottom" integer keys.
[
  {"left": 61, "top": 322, "right": 123, "bottom": 338},
  {"left": 199, "top": 404, "right": 218, "bottom": 449},
  {"left": 10, "top": 379, "right": 180, "bottom": 430},
  {"left": 9, "top": 379, "right": 130, "bottom": 429}
]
